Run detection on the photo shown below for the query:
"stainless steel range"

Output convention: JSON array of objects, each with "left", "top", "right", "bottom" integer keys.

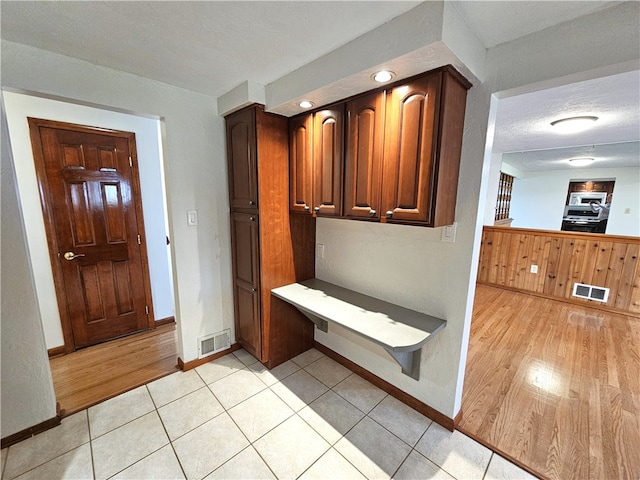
[{"left": 561, "top": 195, "right": 610, "bottom": 233}]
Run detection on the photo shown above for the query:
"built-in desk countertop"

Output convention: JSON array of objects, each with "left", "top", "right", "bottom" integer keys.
[{"left": 271, "top": 278, "right": 446, "bottom": 380}]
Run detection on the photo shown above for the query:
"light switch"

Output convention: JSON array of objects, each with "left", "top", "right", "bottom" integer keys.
[
  {"left": 441, "top": 222, "right": 457, "bottom": 242},
  {"left": 317, "top": 244, "right": 325, "bottom": 259},
  {"left": 187, "top": 210, "right": 198, "bottom": 226},
  {"left": 530, "top": 264, "right": 538, "bottom": 274}
]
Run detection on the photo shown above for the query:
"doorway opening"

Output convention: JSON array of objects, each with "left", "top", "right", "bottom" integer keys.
[{"left": 3, "top": 90, "right": 178, "bottom": 411}]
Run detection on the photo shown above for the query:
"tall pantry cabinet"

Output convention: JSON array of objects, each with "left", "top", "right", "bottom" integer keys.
[{"left": 226, "top": 105, "right": 315, "bottom": 368}]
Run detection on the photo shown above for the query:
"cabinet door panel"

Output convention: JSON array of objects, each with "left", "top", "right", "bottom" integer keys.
[
  {"left": 344, "top": 91, "right": 385, "bottom": 219},
  {"left": 226, "top": 108, "right": 258, "bottom": 210},
  {"left": 230, "top": 212, "right": 261, "bottom": 358},
  {"left": 313, "top": 107, "right": 344, "bottom": 217},
  {"left": 290, "top": 115, "right": 314, "bottom": 214},
  {"left": 234, "top": 282, "right": 261, "bottom": 359},
  {"left": 231, "top": 213, "right": 260, "bottom": 286},
  {"left": 382, "top": 73, "right": 440, "bottom": 224}
]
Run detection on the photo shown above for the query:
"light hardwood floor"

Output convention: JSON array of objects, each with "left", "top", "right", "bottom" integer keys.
[
  {"left": 49, "top": 324, "right": 179, "bottom": 416},
  {"left": 460, "top": 285, "right": 640, "bottom": 480}
]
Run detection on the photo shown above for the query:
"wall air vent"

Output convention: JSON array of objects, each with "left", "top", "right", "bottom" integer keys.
[
  {"left": 198, "top": 329, "right": 230, "bottom": 359},
  {"left": 572, "top": 282, "right": 609, "bottom": 303}
]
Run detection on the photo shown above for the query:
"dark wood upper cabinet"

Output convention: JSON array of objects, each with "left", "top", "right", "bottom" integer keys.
[
  {"left": 226, "top": 108, "right": 258, "bottom": 210},
  {"left": 290, "top": 66, "right": 470, "bottom": 227},
  {"left": 290, "top": 106, "right": 344, "bottom": 217},
  {"left": 381, "top": 69, "right": 470, "bottom": 226},
  {"left": 344, "top": 91, "right": 386, "bottom": 220},
  {"left": 381, "top": 73, "right": 440, "bottom": 225}
]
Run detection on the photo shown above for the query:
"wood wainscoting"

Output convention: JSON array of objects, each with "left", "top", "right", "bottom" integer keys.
[{"left": 477, "top": 226, "right": 640, "bottom": 316}]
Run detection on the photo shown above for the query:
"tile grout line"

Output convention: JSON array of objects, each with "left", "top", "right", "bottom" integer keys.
[
  {"left": 145, "top": 383, "right": 188, "bottom": 480},
  {"left": 482, "top": 452, "right": 495, "bottom": 480},
  {"left": 86, "top": 410, "right": 97, "bottom": 480}
]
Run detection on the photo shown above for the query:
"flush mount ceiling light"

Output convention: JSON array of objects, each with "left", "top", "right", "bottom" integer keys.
[
  {"left": 372, "top": 70, "right": 395, "bottom": 83},
  {"left": 299, "top": 100, "right": 314, "bottom": 109},
  {"left": 569, "top": 157, "right": 595, "bottom": 167},
  {"left": 550, "top": 115, "right": 598, "bottom": 133}
]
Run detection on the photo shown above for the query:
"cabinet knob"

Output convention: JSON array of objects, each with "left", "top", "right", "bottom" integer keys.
[
  {"left": 250, "top": 217, "right": 255, "bottom": 221},
  {"left": 369, "top": 210, "right": 377, "bottom": 217},
  {"left": 249, "top": 200, "right": 255, "bottom": 205},
  {"left": 386, "top": 211, "right": 393, "bottom": 218},
  {"left": 304, "top": 206, "right": 310, "bottom": 212},
  {"left": 314, "top": 206, "right": 320, "bottom": 213},
  {"left": 251, "top": 288, "right": 257, "bottom": 293}
]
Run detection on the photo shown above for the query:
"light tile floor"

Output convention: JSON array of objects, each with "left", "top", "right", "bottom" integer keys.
[{"left": 1, "top": 349, "right": 538, "bottom": 480}]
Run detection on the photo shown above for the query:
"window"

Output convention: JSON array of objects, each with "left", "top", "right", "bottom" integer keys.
[{"left": 495, "top": 172, "right": 514, "bottom": 221}]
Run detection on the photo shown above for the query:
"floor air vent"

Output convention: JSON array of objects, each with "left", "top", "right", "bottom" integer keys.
[
  {"left": 572, "top": 282, "right": 609, "bottom": 303},
  {"left": 198, "top": 329, "right": 230, "bottom": 359}
]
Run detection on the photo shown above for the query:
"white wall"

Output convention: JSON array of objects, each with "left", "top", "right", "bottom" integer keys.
[
  {"left": 1, "top": 101, "right": 58, "bottom": 438},
  {"left": 1, "top": 40, "right": 234, "bottom": 363},
  {"left": 509, "top": 166, "right": 640, "bottom": 236},
  {"left": 3, "top": 91, "right": 175, "bottom": 349}
]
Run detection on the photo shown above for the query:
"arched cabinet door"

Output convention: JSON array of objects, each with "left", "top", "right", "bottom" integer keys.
[
  {"left": 289, "top": 114, "right": 314, "bottom": 214},
  {"left": 313, "top": 106, "right": 344, "bottom": 217},
  {"left": 382, "top": 69, "right": 468, "bottom": 227},
  {"left": 343, "top": 91, "right": 385, "bottom": 220},
  {"left": 381, "top": 72, "right": 440, "bottom": 225},
  {"left": 226, "top": 108, "right": 258, "bottom": 211}
]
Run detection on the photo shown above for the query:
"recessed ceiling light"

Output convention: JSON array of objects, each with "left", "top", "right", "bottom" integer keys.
[
  {"left": 372, "top": 70, "right": 395, "bottom": 83},
  {"left": 569, "top": 157, "right": 595, "bottom": 167},
  {"left": 550, "top": 116, "right": 598, "bottom": 133},
  {"left": 299, "top": 100, "right": 314, "bottom": 109}
]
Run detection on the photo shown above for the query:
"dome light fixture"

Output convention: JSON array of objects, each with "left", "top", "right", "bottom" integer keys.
[
  {"left": 372, "top": 70, "right": 395, "bottom": 83},
  {"left": 569, "top": 157, "right": 595, "bottom": 167},
  {"left": 299, "top": 100, "right": 314, "bottom": 109},
  {"left": 550, "top": 115, "right": 598, "bottom": 133}
]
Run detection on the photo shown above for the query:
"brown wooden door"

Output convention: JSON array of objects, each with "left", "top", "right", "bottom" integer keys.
[
  {"left": 28, "top": 118, "right": 151, "bottom": 349},
  {"left": 344, "top": 91, "right": 386, "bottom": 219},
  {"left": 226, "top": 108, "right": 258, "bottom": 210},
  {"left": 382, "top": 73, "right": 441, "bottom": 224},
  {"left": 230, "top": 212, "right": 262, "bottom": 359},
  {"left": 313, "top": 106, "right": 344, "bottom": 217},
  {"left": 289, "top": 114, "right": 314, "bottom": 214}
]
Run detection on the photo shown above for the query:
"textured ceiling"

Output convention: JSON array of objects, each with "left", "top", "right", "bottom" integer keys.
[
  {"left": 494, "top": 69, "right": 640, "bottom": 172},
  {"left": 0, "top": 1, "right": 421, "bottom": 98},
  {"left": 1, "top": 1, "right": 635, "bottom": 173},
  {"left": 451, "top": 1, "right": 616, "bottom": 48}
]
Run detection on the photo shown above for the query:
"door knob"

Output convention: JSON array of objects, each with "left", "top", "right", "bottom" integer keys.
[
  {"left": 369, "top": 210, "right": 377, "bottom": 217},
  {"left": 314, "top": 206, "right": 320, "bottom": 213},
  {"left": 386, "top": 211, "right": 394, "bottom": 218},
  {"left": 63, "top": 251, "right": 85, "bottom": 261}
]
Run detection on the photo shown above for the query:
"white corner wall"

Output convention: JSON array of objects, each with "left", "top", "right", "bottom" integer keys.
[
  {"left": 509, "top": 166, "right": 640, "bottom": 236},
  {"left": 1, "top": 101, "right": 57, "bottom": 438},
  {"left": 1, "top": 40, "right": 234, "bottom": 363},
  {"left": 3, "top": 91, "right": 175, "bottom": 349}
]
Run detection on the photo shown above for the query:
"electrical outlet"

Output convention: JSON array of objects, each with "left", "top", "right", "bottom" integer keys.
[
  {"left": 316, "top": 244, "right": 325, "bottom": 259},
  {"left": 530, "top": 264, "right": 538, "bottom": 274}
]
